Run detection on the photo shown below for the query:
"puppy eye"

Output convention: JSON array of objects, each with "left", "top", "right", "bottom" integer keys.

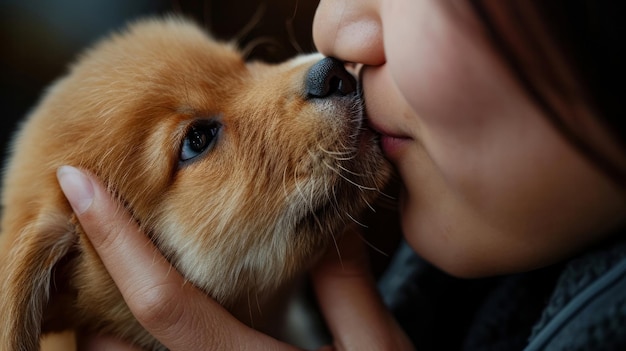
[{"left": 180, "top": 121, "right": 220, "bottom": 162}]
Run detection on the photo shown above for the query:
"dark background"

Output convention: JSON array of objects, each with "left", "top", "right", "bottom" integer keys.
[{"left": 0, "top": 0, "right": 320, "bottom": 162}]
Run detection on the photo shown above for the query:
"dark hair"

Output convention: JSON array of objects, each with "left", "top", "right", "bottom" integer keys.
[{"left": 469, "top": 1, "right": 626, "bottom": 184}]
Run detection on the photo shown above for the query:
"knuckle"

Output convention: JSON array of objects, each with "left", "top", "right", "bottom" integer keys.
[
  {"left": 129, "top": 282, "right": 184, "bottom": 330},
  {"left": 90, "top": 221, "right": 124, "bottom": 251},
  {"left": 82, "top": 209, "right": 139, "bottom": 255}
]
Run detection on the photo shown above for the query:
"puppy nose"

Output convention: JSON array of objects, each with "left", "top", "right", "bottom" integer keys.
[{"left": 306, "top": 57, "right": 356, "bottom": 98}]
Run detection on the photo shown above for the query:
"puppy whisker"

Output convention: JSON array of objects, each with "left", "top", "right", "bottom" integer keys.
[
  {"left": 233, "top": 3, "right": 266, "bottom": 47},
  {"left": 357, "top": 233, "right": 389, "bottom": 258},
  {"left": 292, "top": 159, "right": 326, "bottom": 234},
  {"left": 321, "top": 159, "right": 380, "bottom": 192},
  {"left": 285, "top": 0, "right": 304, "bottom": 54},
  {"left": 317, "top": 145, "right": 358, "bottom": 161},
  {"left": 324, "top": 180, "right": 343, "bottom": 219},
  {"left": 316, "top": 144, "right": 356, "bottom": 157},
  {"left": 336, "top": 163, "right": 368, "bottom": 178},
  {"left": 255, "top": 292, "right": 262, "bottom": 316},
  {"left": 344, "top": 212, "right": 368, "bottom": 229},
  {"left": 377, "top": 188, "right": 397, "bottom": 200},
  {"left": 241, "top": 37, "right": 282, "bottom": 61},
  {"left": 247, "top": 291, "right": 255, "bottom": 329},
  {"left": 330, "top": 231, "right": 343, "bottom": 270},
  {"left": 361, "top": 193, "right": 377, "bottom": 213}
]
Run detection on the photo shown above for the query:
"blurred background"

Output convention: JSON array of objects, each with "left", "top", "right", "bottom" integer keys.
[{"left": 0, "top": 0, "right": 320, "bottom": 161}]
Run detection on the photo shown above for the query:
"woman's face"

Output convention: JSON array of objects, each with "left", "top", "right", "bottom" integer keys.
[{"left": 313, "top": 0, "right": 626, "bottom": 277}]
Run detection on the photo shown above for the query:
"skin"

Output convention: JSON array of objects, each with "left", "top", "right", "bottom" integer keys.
[
  {"left": 314, "top": 0, "right": 626, "bottom": 277},
  {"left": 57, "top": 0, "right": 626, "bottom": 349}
]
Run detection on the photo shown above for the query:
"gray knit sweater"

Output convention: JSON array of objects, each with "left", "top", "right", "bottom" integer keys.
[{"left": 378, "top": 237, "right": 626, "bottom": 350}]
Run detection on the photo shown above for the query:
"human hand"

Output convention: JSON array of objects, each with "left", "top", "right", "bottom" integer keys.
[
  {"left": 57, "top": 166, "right": 413, "bottom": 350},
  {"left": 311, "top": 229, "right": 414, "bottom": 351}
]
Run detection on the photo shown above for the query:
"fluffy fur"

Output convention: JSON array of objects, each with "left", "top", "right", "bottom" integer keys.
[{"left": 0, "top": 17, "right": 390, "bottom": 350}]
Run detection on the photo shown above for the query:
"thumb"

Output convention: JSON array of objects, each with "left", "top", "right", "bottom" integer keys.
[
  {"left": 311, "top": 229, "right": 414, "bottom": 351},
  {"left": 57, "top": 166, "right": 297, "bottom": 351}
]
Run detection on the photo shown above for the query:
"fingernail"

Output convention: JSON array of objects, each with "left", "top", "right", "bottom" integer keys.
[{"left": 57, "top": 166, "right": 94, "bottom": 214}]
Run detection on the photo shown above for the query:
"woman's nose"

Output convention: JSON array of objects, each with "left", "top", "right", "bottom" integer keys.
[{"left": 313, "top": 0, "right": 385, "bottom": 66}]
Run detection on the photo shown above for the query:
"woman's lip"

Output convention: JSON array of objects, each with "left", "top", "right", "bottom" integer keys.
[
  {"left": 366, "top": 121, "right": 412, "bottom": 158},
  {"left": 380, "top": 134, "right": 411, "bottom": 158},
  {"left": 359, "top": 66, "right": 412, "bottom": 158}
]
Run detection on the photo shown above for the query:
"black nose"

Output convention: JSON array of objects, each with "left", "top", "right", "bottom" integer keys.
[{"left": 305, "top": 57, "right": 357, "bottom": 98}]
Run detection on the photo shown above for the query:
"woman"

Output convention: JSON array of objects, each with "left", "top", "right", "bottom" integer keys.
[{"left": 58, "top": 0, "right": 626, "bottom": 349}]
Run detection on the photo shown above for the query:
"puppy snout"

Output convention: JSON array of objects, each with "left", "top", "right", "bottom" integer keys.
[{"left": 305, "top": 57, "right": 356, "bottom": 98}]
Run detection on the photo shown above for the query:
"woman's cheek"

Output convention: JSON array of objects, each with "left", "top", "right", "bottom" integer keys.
[{"left": 382, "top": 2, "right": 429, "bottom": 120}]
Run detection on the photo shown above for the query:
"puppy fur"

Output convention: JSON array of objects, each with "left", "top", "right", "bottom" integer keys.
[{"left": 0, "top": 17, "right": 391, "bottom": 350}]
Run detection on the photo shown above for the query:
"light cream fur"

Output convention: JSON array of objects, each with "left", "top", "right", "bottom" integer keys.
[{"left": 0, "top": 16, "right": 391, "bottom": 350}]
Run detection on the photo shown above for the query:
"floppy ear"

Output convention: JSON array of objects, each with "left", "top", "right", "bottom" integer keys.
[{"left": 0, "top": 208, "right": 77, "bottom": 351}]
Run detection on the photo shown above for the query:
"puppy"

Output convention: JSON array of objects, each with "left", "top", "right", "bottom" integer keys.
[{"left": 0, "top": 17, "right": 391, "bottom": 350}]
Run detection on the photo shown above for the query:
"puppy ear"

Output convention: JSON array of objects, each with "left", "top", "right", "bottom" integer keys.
[{"left": 0, "top": 209, "right": 76, "bottom": 351}]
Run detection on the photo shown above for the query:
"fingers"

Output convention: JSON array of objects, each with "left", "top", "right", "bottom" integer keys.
[
  {"left": 57, "top": 166, "right": 295, "bottom": 351},
  {"left": 312, "top": 229, "right": 414, "bottom": 351},
  {"left": 56, "top": 166, "right": 411, "bottom": 351}
]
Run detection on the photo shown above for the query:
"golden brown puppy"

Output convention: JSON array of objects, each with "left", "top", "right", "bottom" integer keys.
[{"left": 0, "top": 17, "right": 390, "bottom": 350}]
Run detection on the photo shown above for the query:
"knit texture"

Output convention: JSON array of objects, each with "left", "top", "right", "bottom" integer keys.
[
  {"left": 527, "top": 239, "right": 626, "bottom": 350},
  {"left": 378, "top": 237, "right": 626, "bottom": 350}
]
